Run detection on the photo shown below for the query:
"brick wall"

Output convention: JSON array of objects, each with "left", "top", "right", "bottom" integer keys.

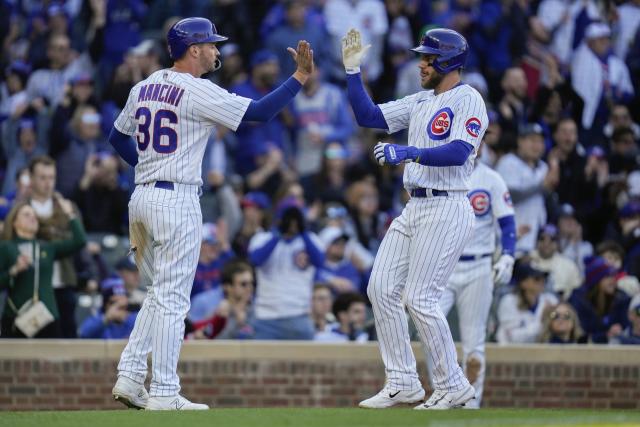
[{"left": 1, "top": 341, "right": 638, "bottom": 410}]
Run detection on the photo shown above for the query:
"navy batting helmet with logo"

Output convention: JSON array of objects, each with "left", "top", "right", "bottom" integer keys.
[
  {"left": 411, "top": 28, "right": 468, "bottom": 74},
  {"left": 167, "top": 17, "right": 228, "bottom": 61}
]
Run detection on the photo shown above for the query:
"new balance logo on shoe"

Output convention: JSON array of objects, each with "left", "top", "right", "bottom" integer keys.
[
  {"left": 172, "top": 399, "right": 186, "bottom": 410},
  {"left": 388, "top": 391, "right": 401, "bottom": 398}
]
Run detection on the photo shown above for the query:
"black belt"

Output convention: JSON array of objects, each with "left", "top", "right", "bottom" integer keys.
[
  {"left": 410, "top": 188, "right": 448, "bottom": 198},
  {"left": 459, "top": 253, "right": 492, "bottom": 262},
  {"left": 143, "top": 181, "right": 174, "bottom": 191}
]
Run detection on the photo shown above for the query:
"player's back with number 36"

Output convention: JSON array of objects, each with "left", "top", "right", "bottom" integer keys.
[
  {"left": 107, "top": 17, "right": 314, "bottom": 411},
  {"left": 115, "top": 67, "right": 250, "bottom": 185}
]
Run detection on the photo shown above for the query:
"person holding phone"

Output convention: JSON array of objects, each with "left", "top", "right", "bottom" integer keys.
[{"left": 0, "top": 197, "right": 86, "bottom": 338}]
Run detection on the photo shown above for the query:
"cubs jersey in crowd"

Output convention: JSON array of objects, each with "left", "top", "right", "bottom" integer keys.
[
  {"left": 378, "top": 84, "right": 488, "bottom": 191},
  {"left": 249, "top": 231, "right": 325, "bottom": 320},
  {"left": 114, "top": 69, "right": 252, "bottom": 186},
  {"left": 464, "top": 162, "right": 515, "bottom": 256}
]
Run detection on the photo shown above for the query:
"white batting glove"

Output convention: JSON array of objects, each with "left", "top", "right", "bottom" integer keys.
[
  {"left": 493, "top": 254, "right": 515, "bottom": 285},
  {"left": 341, "top": 28, "right": 371, "bottom": 74},
  {"left": 373, "top": 142, "right": 389, "bottom": 165}
]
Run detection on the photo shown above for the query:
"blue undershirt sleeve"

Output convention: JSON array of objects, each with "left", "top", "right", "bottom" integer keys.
[
  {"left": 302, "top": 232, "right": 325, "bottom": 268},
  {"left": 248, "top": 234, "right": 280, "bottom": 266},
  {"left": 345, "top": 73, "right": 388, "bottom": 129},
  {"left": 414, "top": 140, "right": 474, "bottom": 166},
  {"left": 497, "top": 215, "right": 517, "bottom": 257},
  {"left": 242, "top": 77, "right": 302, "bottom": 122},
  {"left": 108, "top": 127, "right": 138, "bottom": 167}
]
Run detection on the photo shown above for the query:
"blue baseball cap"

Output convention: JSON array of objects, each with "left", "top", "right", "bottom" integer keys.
[
  {"left": 250, "top": 49, "right": 278, "bottom": 68},
  {"left": 241, "top": 192, "right": 270, "bottom": 210}
]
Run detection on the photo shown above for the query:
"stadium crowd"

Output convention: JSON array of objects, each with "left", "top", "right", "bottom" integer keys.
[{"left": 0, "top": 0, "right": 639, "bottom": 345}]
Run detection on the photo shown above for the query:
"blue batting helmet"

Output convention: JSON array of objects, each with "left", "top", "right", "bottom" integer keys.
[
  {"left": 411, "top": 28, "right": 468, "bottom": 74},
  {"left": 167, "top": 17, "right": 228, "bottom": 60}
]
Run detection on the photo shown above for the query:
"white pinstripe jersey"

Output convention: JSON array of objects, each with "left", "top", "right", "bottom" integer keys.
[
  {"left": 463, "top": 162, "right": 515, "bottom": 256},
  {"left": 114, "top": 69, "right": 252, "bottom": 186},
  {"left": 379, "top": 84, "right": 488, "bottom": 191}
]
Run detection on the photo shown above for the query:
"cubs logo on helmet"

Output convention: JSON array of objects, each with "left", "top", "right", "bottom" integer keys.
[
  {"left": 465, "top": 117, "right": 481, "bottom": 138},
  {"left": 427, "top": 107, "right": 454, "bottom": 140},
  {"left": 468, "top": 190, "right": 491, "bottom": 217}
]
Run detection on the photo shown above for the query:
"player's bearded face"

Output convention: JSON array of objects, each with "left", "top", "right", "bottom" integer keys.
[
  {"left": 199, "top": 43, "right": 219, "bottom": 72},
  {"left": 419, "top": 55, "right": 444, "bottom": 90}
]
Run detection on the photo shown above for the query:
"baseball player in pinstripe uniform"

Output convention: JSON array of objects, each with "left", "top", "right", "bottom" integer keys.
[
  {"left": 107, "top": 17, "right": 314, "bottom": 410},
  {"left": 342, "top": 28, "right": 488, "bottom": 409},
  {"left": 434, "top": 153, "right": 516, "bottom": 408}
]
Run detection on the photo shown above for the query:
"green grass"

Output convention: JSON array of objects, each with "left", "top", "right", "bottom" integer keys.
[{"left": 2, "top": 409, "right": 640, "bottom": 427}]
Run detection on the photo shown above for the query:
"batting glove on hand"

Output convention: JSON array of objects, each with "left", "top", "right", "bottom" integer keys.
[
  {"left": 373, "top": 142, "right": 419, "bottom": 166},
  {"left": 341, "top": 28, "right": 371, "bottom": 73},
  {"left": 493, "top": 254, "right": 515, "bottom": 285}
]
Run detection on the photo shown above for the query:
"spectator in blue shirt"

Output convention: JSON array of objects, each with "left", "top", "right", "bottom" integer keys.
[
  {"left": 231, "top": 50, "right": 289, "bottom": 177},
  {"left": 79, "top": 277, "right": 137, "bottom": 339},
  {"left": 189, "top": 223, "right": 235, "bottom": 322},
  {"left": 265, "top": 0, "right": 328, "bottom": 81},
  {"left": 316, "top": 225, "right": 362, "bottom": 294}
]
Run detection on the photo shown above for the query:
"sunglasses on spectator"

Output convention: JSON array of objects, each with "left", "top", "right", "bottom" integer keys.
[{"left": 550, "top": 311, "right": 572, "bottom": 320}]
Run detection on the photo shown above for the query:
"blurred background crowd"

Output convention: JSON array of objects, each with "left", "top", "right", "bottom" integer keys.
[{"left": 0, "top": 0, "right": 639, "bottom": 345}]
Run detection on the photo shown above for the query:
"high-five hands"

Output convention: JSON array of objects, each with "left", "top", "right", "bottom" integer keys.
[{"left": 341, "top": 28, "right": 371, "bottom": 73}]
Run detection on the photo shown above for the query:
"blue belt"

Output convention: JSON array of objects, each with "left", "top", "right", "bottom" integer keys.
[
  {"left": 410, "top": 188, "right": 448, "bottom": 198},
  {"left": 146, "top": 181, "right": 174, "bottom": 191},
  {"left": 459, "top": 253, "right": 492, "bottom": 262}
]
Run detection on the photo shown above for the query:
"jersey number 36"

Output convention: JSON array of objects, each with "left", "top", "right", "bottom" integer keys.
[{"left": 135, "top": 107, "right": 178, "bottom": 154}]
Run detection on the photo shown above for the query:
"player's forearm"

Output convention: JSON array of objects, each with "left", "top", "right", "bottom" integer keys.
[
  {"left": 108, "top": 127, "right": 138, "bottom": 167},
  {"left": 345, "top": 73, "right": 388, "bottom": 129},
  {"left": 242, "top": 77, "right": 302, "bottom": 122},
  {"left": 413, "top": 140, "right": 473, "bottom": 167},
  {"left": 497, "top": 215, "right": 516, "bottom": 256}
]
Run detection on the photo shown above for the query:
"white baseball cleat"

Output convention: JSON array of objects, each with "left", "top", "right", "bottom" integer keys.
[
  {"left": 146, "top": 395, "right": 209, "bottom": 410},
  {"left": 414, "top": 384, "right": 475, "bottom": 410},
  {"left": 112, "top": 376, "right": 149, "bottom": 410},
  {"left": 359, "top": 387, "right": 425, "bottom": 409}
]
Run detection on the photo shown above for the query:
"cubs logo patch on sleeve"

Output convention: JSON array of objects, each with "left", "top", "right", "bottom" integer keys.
[
  {"left": 468, "top": 189, "right": 491, "bottom": 216},
  {"left": 465, "top": 117, "right": 481, "bottom": 138},
  {"left": 503, "top": 191, "right": 513, "bottom": 207},
  {"left": 427, "top": 107, "right": 454, "bottom": 140}
]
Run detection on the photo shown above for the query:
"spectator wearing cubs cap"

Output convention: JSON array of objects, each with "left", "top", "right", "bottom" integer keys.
[
  {"left": 530, "top": 224, "right": 582, "bottom": 299},
  {"left": 496, "top": 123, "right": 558, "bottom": 256},
  {"left": 496, "top": 263, "right": 558, "bottom": 344},
  {"left": 568, "top": 256, "right": 631, "bottom": 343},
  {"left": 315, "top": 226, "right": 362, "bottom": 294},
  {"left": 231, "top": 50, "right": 288, "bottom": 179},
  {"left": 79, "top": 277, "right": 137, "bottom": 339}
]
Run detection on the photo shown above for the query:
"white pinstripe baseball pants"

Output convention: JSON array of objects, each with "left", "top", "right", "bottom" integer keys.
[
  {"left": 117, "top": 183, "right": 202, "bottom": 397},
  {"left": 368, "top": 193, "right": 475, "bottom": 393},
  {"left": 439, "top": 257, "right": 493, "bottom": 407}
]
